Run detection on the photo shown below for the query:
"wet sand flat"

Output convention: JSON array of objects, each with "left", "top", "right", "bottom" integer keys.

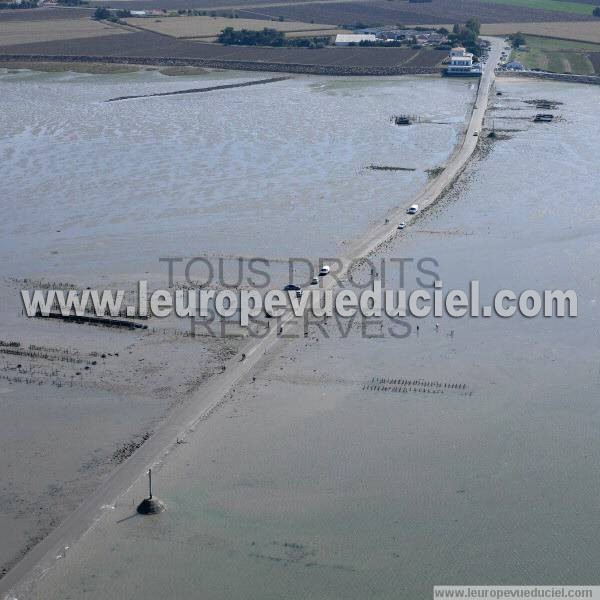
[
  {"left": 0, "top": 69, "right": 472, "bottom": 583},
  {"left": 12, "top": 79, "right": 600, "bottom": 599}
]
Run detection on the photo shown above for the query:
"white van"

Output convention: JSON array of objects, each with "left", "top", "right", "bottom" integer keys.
[{"left": 407, "top": 204, "right": 419, "bottom": 215}]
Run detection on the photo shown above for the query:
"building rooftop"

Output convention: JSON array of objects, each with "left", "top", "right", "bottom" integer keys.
[{"left": 335, "top": 34, "right": 378, "bottom": 44}]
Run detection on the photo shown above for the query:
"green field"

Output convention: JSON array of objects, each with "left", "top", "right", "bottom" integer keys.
[
  {"left": 511, "top": 35, "right": 600, "bottom": 74},
  {"left": 518, "top": 36, "right": 600, "bottom": 51},
  {"left": 481, "top": 0, "right": 596, "bottom": 16}
]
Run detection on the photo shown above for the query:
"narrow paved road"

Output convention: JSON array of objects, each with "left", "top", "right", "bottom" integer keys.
[
  {"left": 347, "top": 36, "right": 504, "bottom": 264},
  {"left": 0, "top": 37, "right": 504, "bottom": 600}
]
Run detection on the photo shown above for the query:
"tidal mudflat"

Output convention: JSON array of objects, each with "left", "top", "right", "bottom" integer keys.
[
  {"left": 0, "top": 69, "right": 473, "bottom": 580},
  {"left": 11, "top": 78, "right": 600, "bottom": 599},
  {"left": 0, "top": 68, "right": 474, "bottom": 275}
]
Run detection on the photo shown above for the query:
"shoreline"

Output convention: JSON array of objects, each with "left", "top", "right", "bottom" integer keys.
[
  {"left": 0, "top": 53, "right": 444, "bottom": 76},
  {"left": 4, "top": 59, "right": 599, "bottom": 83},
  {"left": 0, "top": 59, "right": 210, "bottom": 75}
]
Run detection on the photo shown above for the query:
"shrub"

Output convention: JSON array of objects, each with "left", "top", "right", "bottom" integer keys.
[{"left": 93, "top": 7, "right": 110, "bottom": 20}]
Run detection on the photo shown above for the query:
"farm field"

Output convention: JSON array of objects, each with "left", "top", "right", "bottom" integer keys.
[
  {"left": 0, "top": 17, "right": 130, "bottom": 47},
  {"left": 0, "top": 7, "right": 91, "bottom": 21},
  {"left": 482, "top": 0, "right": 597, "bottom": 15},
  {"left": 90, "top": 0, "right": 597, "bottom": 24},
  {"left": 124, "top": 15, "right": 346, "bottom": 39},
  {"left": 516, "top": 33, "right": 600, "bottom": 50},
  {"left": 0, "top": 29, "right": 446, "bottom": 68},
  {"left": 91, "top": 0, "right": 350, "bottom": 9},
  {"left": 1, "top": 0, "right": 598, "bottom": 73},
  {"left": 230, "top": 0, "right": 596, "bottom": 27},
  {"left": 481, "top": 20, "right": 600, "bottom": 42},
  {"left": 510, "top": 33, "right": 600, "bottom": 73}
]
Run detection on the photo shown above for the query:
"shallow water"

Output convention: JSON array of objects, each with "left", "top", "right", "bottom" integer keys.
[
  {"left": 14, "top": 79, "right": 600, "bottom": 599},
  {"left": 0, "top": 69, "right": 473, "bottom": 281}
]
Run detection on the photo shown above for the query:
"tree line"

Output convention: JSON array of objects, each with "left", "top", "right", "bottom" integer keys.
[
  {"left": 448, "top": 18, "right": 483, "bottom": 56},
  {"left": 217, "top": 27, "right": 328, "bottom": 48}
]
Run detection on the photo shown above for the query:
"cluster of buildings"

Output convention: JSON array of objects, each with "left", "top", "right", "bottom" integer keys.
[
  {"left": 333, "top": 29, "right": 485, "bottom": 78},
  {"left": 335, "top": 27, "right": 447, "bottom": 46},
  {"left": 127, "top": 9, "right": 167, "bottom": 16}
]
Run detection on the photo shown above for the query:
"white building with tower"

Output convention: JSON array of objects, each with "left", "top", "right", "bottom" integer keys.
[{"left": 445, "top": 47, "right": 481, "bottom": 77}]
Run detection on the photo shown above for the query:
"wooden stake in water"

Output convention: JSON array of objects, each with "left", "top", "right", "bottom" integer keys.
[{"left": 148, "top": 469, "right": 153, "bottom": 499}]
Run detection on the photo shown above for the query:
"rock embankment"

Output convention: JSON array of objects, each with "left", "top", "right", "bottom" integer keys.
[{"left": 0, "top": 53, "right": 444, "bottom": 76}]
